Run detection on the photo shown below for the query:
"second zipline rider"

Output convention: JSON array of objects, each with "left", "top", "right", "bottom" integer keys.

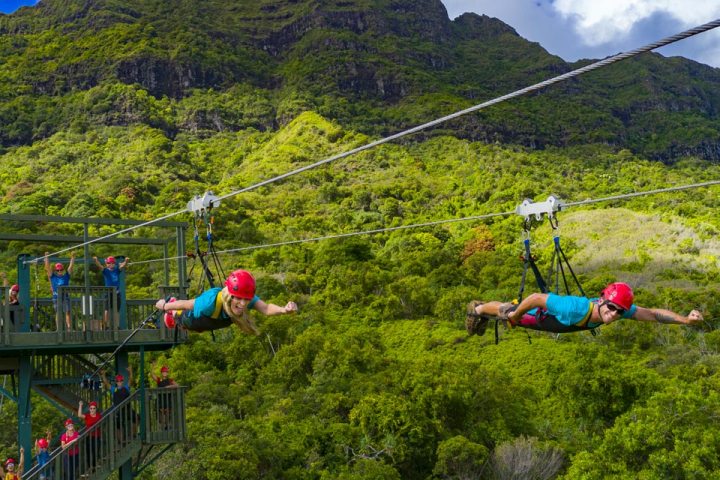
[{"left": 466, "top": 282, "right": 704, "bottom": 336}]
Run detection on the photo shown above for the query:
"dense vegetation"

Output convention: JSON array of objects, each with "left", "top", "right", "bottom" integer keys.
[{"left": 1, "top": 1, "right": 720, "bottom": 479}]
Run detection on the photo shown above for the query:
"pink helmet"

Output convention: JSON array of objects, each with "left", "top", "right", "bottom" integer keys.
[
  {"left": 10, "top": 284, "right": 19, "bottom": 293},
  {"left": 37, "top": 438, "right": 49, "bottom": 449},
  {"left": 5, "top": 458, "right": 15, "bottom": 467},
  {"left": 601, "top": 282, "right": 634, "bottom": 310},
  {"left": 106, "top": 256, "right": 116, "bottom": 264},
  {"left": 225, "top": 270, "right": 256, "bottom": 299},
  {"left": 160, "top": 365, "right": 169, "bottom": 373},
  {"left": 54, "top": 263, "right": 64, "bottom": 271},
  {"left": 115, "top": 374, "right": 124, "bottom": 382}
]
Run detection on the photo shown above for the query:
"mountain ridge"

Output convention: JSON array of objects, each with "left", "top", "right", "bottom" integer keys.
[{"left": 0, "top": 0, "right": 719, "bottom": 161}]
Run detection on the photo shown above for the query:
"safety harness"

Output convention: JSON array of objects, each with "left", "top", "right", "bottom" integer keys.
[
  {"left": 493, "top": 197, "right": 594, "bottom": 343},
  {"left": 181, "top": 290, "right": 232, "bottom": 332}
]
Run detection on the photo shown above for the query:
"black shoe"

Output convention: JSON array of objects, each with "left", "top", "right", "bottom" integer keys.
[{"left": 465, "top": 301, "right": 490, "bottom": 336}]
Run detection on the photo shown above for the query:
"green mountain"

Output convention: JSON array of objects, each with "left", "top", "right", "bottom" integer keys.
[
  {"left": 1, "top": 2, "right": 720, "bottom": 479},
  {"left": 1, "top": 0, "right": 720, "bottom": 161}
]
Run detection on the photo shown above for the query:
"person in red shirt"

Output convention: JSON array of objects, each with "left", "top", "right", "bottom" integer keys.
[
  {"left": 60, "top": 418, "right": 80, "bottom": 480},
  {"left": 78, "top": 401, "right": 102, "bottom": 472},
  {"left": 0, "top": 448, "right": 25, "bottom": 480}
]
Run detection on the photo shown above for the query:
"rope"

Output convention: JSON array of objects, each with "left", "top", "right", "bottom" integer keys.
[
  {"left": 27, "top": 19, "right": 720, "bottom": 266},
  {"left": 127, "top": 179, "right": 720, "bottom": 267}
]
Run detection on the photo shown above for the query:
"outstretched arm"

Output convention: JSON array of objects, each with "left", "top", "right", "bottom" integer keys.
[
  {"left": 101, "top": 370, "right": 110, "bottom": 390},
  {"left": 44, "top": 252, "right": 52, "bottom": 281},
  {"left": 78, "top": 401, "right": 86, "bottom": 420},
  {"left": 67, "top": 252, "right": 76, "bottom": 275},
  {"left": 506, "top": 293, "right": 548, "bottom": 323},
  {"left": 253, "top": 299, "right": 298, "bottom": 316},
  {"left": 17, "top": 447, "right": 24, "bottom": 476},
  {"left": 631, "top": 306, "right": 703, "bottom": 325},
  {"left": 119, "top": 257, "right": 130, "bottom": 269},
  {"left": 155, "top": 298, "right": 195, "bottom": 312},
  {"left": 92, "top": 256, "right": 104, "bottom": 270}
]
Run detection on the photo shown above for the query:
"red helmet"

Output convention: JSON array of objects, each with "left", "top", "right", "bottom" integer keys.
[
  {"left": 5, "top": 458, "right": 15, "bottom": 467},
  {"left": 10, "top": 284, "right": 19, "bottom": 293},
  {"left": 601, "top": 282, "right": 634, "bottom": 310},
  {"left": 225, "top": 270, "right": 256, "bottom": 299},
  {"left": 89, "top": 401, "right": 98, "bottom": 408},
  {"left": 106, "top": 256, "right": 116, "bottom": 264},
  {"left": 54, "top": 263, "right": 64, "bottom": 271},
  {"left": 37, "top": 438, "right": 49, "bottom": 449},
  {"left": 115, "top": 374, "right": 124, "bottom": 382},
  {"left": 160, "top": 365, "right": 169, "bottom": 373},
  {"left": 64, "top": 418, "right": 74, "bottom": 426}
]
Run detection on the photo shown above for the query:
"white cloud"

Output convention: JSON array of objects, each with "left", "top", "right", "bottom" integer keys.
[
  {"left": 553, "top": 0, "right": 720, "bottom": 45},
  {"left": 440, "top": 0, "right": 720, "bottom": 67}
]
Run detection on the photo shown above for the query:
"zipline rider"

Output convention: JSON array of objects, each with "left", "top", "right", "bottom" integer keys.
[
  {"left": 156, "top": 270, "right": 297, "bottom": 334},
  {"left": 466, "top": 282, "right": 704, "bottom": 336}
]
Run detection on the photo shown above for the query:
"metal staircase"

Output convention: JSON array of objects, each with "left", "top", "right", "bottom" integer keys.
[
  {"left": 23, "top": 387, "right": 186, "bottom": 480},
  {"left": 31, "top": 354, "right": 109, "bottom": 414}
]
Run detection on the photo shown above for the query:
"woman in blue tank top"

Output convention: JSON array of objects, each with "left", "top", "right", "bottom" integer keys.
[{"left": 155, "top": 269, "right": 297, "bottom": 333}]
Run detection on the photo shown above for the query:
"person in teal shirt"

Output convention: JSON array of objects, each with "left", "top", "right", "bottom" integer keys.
[
  {"left": 466, "top": 282, "right": 703, "bottom": 335},
  {"left": 155, "top": 269, "right": 297, "bottom": 334},
  {"left": 93, "top": 255, "right": 130, "bottom": 330},
  {"left": 44, "top": 251, "right": 75, "bottom": 331}
]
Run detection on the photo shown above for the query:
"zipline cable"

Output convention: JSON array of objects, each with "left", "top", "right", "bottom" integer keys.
[
  {"left": 126, "top": 179, "right": 720, "bottom": 267},
  {"left": 127, "top": 210, "right": 514, "bottom": 266},
  {"left": 27, "top": 18, "right": 720, "bottom": 266},
  {"left": 563, "top": 180, "right": 720, "bottom": 208}
]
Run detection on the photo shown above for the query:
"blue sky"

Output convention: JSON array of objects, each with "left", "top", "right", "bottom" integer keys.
[
  {"left": 0, "top": 0, "right": 38, "bottom": 14},
  {"left": 1, "top": 0, "right": 718, "bottom": 67}
]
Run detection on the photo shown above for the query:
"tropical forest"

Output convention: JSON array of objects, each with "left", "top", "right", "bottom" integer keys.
[{"left": 0, "top": 1, "right": 719, "bottom": 479}]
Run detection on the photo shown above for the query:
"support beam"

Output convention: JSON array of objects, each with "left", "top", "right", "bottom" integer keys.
[
  {"left": 18, "top": 356, "right": 32, "bottom": 473},
  {"left": 0, "top": 233, "right": 169, "bottom": 245}
]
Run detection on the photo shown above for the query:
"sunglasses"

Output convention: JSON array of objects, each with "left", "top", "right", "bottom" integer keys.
[{"left": 604, "top": 302, "right": 626, "bottom": 315}]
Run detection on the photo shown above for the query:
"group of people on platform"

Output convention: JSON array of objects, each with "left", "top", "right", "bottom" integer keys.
[
  {"left": 1, "top": 253, "right": 129, "bottom": 333},
  {"left": 1, "top": 362, "right": 178, "bottom": 480}
]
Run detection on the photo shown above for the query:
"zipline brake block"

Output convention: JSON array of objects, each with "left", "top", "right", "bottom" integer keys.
[
  {"left": 187, "top": 191, "right": 221, "bottom": 215},
  {"left": 515, "top": 195, "right": 564, "bottom": 222}
]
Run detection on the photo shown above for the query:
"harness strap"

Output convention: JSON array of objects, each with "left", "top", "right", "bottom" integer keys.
[
  {"left": 575, "top": 301, "right": 595, "bottom": 328},
  {"left": 211, "top": 290, "right": 224, "bottom": 319}
]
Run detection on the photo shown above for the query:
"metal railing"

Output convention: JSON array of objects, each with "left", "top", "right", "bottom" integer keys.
[
  {"left": 23, "top": 387, "right": 186, "bottom": 480},
  {"left": 54, "top": 286, "right": 118, "bottom": 341},
  {"left": 0, "top": 292, "right": 187, "bottom": 345}
]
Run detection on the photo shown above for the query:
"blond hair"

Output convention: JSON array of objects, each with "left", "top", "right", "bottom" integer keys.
[{"left": 220, "top": 287, "right": 260, "bottom": 335}]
